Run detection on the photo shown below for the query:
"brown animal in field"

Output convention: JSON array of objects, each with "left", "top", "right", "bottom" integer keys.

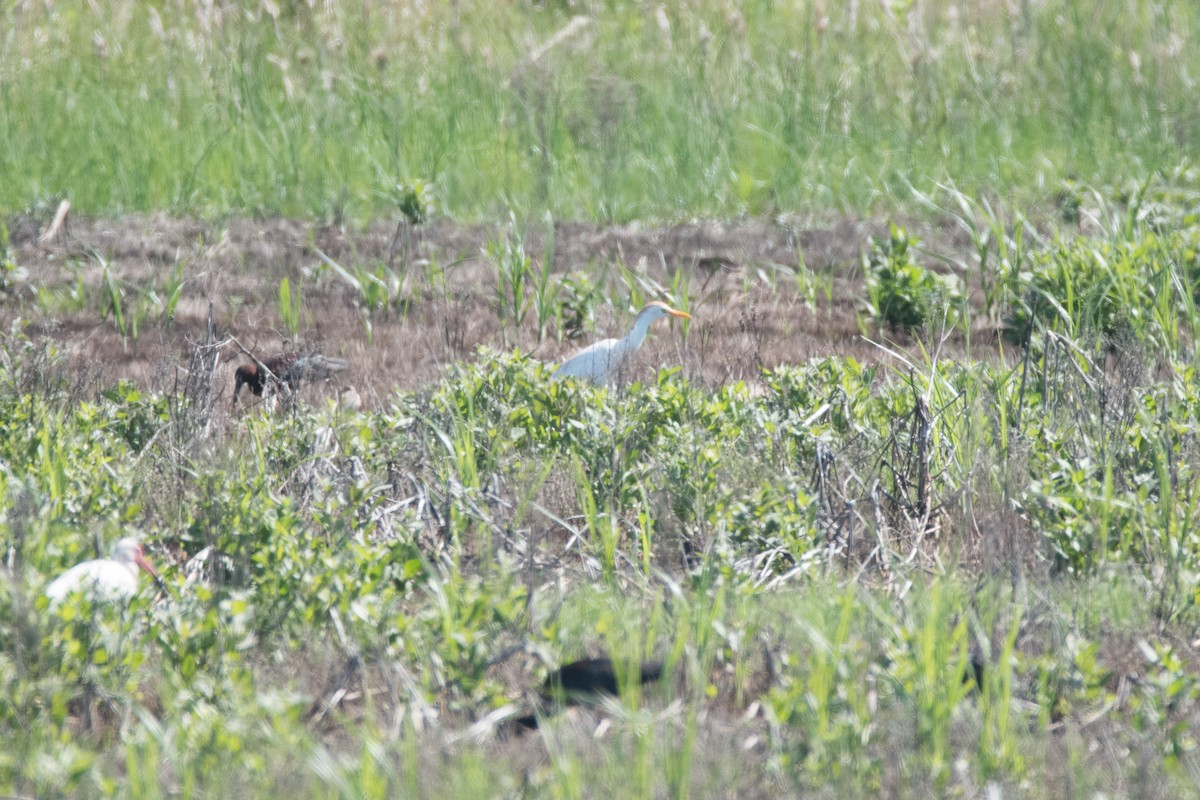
[{"left": 232, "top": 351, "right": 348, "bottom": 405}]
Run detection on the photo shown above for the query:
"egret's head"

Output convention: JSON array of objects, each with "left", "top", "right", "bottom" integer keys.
[{"left": 638, "top": 301, "right": 691, "bottom": 323}]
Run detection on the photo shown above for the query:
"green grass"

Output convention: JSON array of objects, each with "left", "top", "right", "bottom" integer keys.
[
  {"left": 2, "top": 1, "right": 1198, "bottom": 221},
  {"left": 6, "top": 188, "right": 1200, "bottom": 794},
  {"left": 6, "top": 2, "right": 1200, "bottom": 795}
]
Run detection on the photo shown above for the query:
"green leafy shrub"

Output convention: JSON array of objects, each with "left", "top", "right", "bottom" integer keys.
[
  {"left": 1002, "top": 229, "right": 1200, "bottom": 347},
  {"left": 557, "top": 271, "right": 603, "bottom": 341},
  {"left": 1003, "top": 237, "right": 1134, "bottom": 342},
  {"left": 724, "top": 476, "right": 818, "bottom": 558},
  {"left": 394, "top": 180, "right": 432, "bottom": 227},
  {"left": 761, "top": 357, "right": 891, "bottom": 498},
  {"left": 864, "top": 225, "right": 963, "bottom": 330}
]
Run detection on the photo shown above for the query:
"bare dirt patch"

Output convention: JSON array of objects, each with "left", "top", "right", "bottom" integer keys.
[{"left": 6, "top": 212, "right": 998, "bottom": 407}]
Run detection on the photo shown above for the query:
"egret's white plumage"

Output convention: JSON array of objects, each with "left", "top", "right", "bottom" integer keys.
[
  {"left": 45, "top": 537, "right": 158, "bottom": 607},
  {"left": 553, "top": 301, "right": 692, "bottom": 384}
]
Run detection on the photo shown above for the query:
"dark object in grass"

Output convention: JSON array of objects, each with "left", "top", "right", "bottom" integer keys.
[
  {"left": 544, "top": 657, "right": 664, "bottom": 699},
  {"left": 512, "top": 657, "right": 665, "bottom": 731},
  {"left": 232, "top": 351, "right": 348, "bottom": 404},
  {"left": 964, "top": 653, "right": 985, "bottom": 690}
]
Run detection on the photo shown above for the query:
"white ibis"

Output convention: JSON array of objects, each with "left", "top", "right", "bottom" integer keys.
[
  {"left": 552, "top": 301, "right": 691, "bottom": 384},
  {"left": 45, "top": 537, "right": 159, "bottom": 607},
  {"left": 233, "top": 351, "right": 349, "bottom": 404}
]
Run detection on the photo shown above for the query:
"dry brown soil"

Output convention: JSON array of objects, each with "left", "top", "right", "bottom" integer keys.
[{"left": 4, "top": 212, "right": 1000, "bottom": 407}]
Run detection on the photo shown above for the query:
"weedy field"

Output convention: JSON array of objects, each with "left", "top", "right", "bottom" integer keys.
[
  {"left": 3, "top": 0, "right": 1198, "bottom": 219},
  {"left": 5, "top": 1, "right": 1200, "bottom": 799}
]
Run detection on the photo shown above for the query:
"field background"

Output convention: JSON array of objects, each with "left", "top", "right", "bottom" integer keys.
[
  {"left": 3, "top": 0, "right": 1197, "bottom": 220},
  {"left": 4, "top": 1, "right": 1200, "bottom": 798}
]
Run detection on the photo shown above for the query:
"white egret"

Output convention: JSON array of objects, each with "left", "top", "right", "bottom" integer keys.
[
  {"left": 553, "top": 301, "right": 691, "bottom": 384},
  {"left": 45, "top": 538, "right": 159, "bottom": 608}
]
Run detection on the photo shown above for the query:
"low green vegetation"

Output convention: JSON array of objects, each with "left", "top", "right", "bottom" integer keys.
[
  {"left": 277, "top": 276, "right": 304, "bottom": 337},
  {"left": 94, "top": 255, "right": 187, "bottom": 348},
  {"left": 4, "top": 181, "right": 1200, "bottom": 795},
  {"left": 2, "top": 1, "right": 1199, "bottom": 220},
  {"left": 863, "top": 223, "right": 963, "bottom": 330},
  {"left": 3, "top": 0, "right": 1200, "bottom": 793},
  {"left": 0, "top": 223, "right": 27, "bottom": 295}
]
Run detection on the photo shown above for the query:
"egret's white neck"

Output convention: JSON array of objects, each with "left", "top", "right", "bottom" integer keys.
[{"left": 622, "top": 310, "right": 659, "bottom": 351}]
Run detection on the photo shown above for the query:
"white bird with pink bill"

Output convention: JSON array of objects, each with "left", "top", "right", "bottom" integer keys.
[{"left": 45, "top": 537, "right": 163, "bottom": 608}]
